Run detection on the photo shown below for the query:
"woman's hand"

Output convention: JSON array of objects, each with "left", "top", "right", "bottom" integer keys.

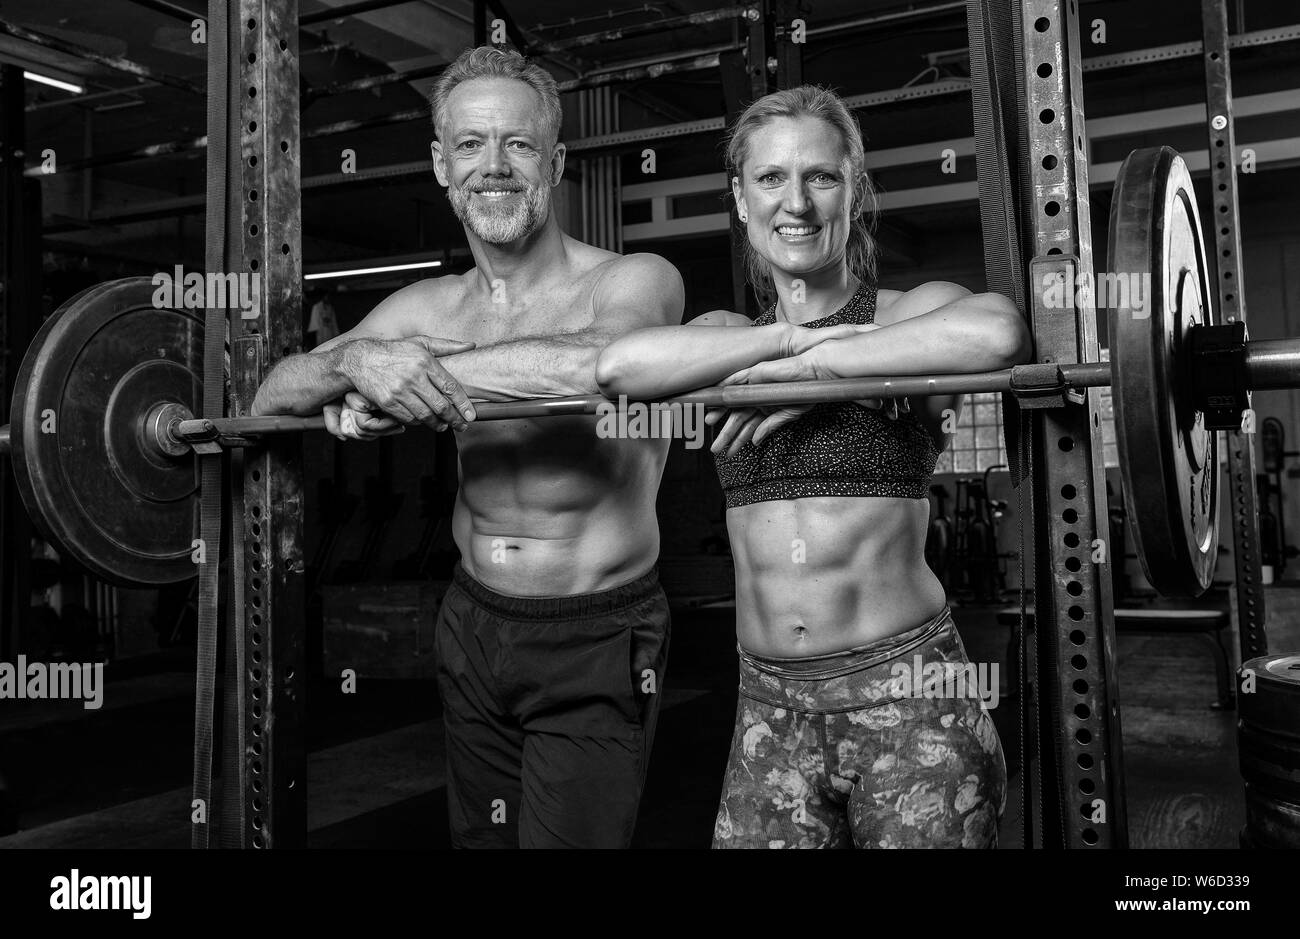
[
  {"left": 723, "top": 351, "right": 820, "bottom": 385},
  {"left": 706, "top": 404, "right": 811, "bottom": 455},
  {"left": 782, "top": 322, "right": 865, "bottom": 356},
  {"left": 323, "top": 390, "right": 408, "bottom": 441},
  {"left": 706, "top": 343, "right": 910, "bottom": 455}
]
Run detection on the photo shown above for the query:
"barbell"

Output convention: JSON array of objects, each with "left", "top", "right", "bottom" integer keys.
[{"left": 0, "top": 147, "right": 1293, "bottom": 594}]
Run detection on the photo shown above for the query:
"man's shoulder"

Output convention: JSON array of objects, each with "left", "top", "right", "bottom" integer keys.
[
  {"left": 590, "top": 251, "right": 682, "bottom": 300},
  {"left": 602, "top": 250, "right": 679, "bottom": 280},
  {"left": 372, "top": 273, "right": 470, "bottom": 333},
  {"left": 391, "top": 272, "right": 470, "bottom": 303},
  {"left": 589, "top": 251, "right": 684, "bottom": 328}
]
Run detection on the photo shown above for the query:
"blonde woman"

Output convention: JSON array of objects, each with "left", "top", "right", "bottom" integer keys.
[{"left": 597, "top": 86, "right": 1029, "bottom": 848}]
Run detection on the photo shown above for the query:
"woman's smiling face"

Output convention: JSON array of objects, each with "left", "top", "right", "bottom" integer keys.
[{"left": 734, "top": 115, "right": 856, "bottom": 280}]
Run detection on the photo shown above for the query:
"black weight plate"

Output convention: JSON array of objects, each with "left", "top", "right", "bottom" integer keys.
[
  {"left": 1109, "top": 146, "right": 1219, "bottom": 597},
  {"left": 9, "top": 277, "right": 202, "bottom": 586}
]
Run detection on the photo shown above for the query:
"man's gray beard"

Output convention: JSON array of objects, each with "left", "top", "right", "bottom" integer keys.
[{"left": 448, "top": 184, "right": 550, "bottom": 244}]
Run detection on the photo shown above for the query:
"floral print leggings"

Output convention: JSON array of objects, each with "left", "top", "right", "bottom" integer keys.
[{"left": 713, "top": 607, "right": 1006, "bottom": 849}]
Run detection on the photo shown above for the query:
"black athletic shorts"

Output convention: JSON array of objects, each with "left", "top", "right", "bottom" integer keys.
[{"left": 434, "top": 563, "right": 671, "bottom": 848}]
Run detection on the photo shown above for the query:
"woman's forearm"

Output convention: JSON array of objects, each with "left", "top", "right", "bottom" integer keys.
[
  {"left": 810, "top": 301, "right": 1029, "bottom": 380},
  {"left": 596, "top": 324, "right": 790, "bottom": 398}
]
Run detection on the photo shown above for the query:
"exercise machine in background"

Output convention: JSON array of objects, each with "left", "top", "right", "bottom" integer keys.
[{"left": 1260, "top": 417, "right": 1298, "bottom": 582}]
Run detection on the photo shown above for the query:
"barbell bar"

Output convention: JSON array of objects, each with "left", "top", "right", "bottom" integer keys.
[{"left": 2, "top": 341, "right": 1296, "bottom": 455}]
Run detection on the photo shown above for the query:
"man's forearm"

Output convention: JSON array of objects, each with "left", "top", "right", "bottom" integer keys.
[
  {"left": 250, "top": 346, "right": 352, "bottom": 416},
  {"left": 437, "top": 332, "right": 611, "bottom": 400},
  {"left": 254, "top": 330, "right": 615, "bottom": 417}
]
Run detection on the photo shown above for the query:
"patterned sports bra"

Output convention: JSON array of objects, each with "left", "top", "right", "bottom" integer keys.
[{"left": 713, "top": 283, "right": 940, "bottom": 509}]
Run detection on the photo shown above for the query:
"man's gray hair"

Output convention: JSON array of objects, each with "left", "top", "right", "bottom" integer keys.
[{"left": 430, "top": 46, "right": 562, "bottom": 146}]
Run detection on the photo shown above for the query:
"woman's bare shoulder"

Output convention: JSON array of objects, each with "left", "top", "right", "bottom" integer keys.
[{"left": 688, "top": 309, "right": 753, "bottom": 327}]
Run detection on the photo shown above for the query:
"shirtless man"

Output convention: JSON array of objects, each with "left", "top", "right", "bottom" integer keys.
[{"left": 251, "top": 46, "right": 683, "bottom": 848}]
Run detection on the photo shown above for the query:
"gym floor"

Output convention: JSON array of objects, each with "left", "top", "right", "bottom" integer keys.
[{"left": 4, "top": 587, "right": 1294, "bottom": 849}]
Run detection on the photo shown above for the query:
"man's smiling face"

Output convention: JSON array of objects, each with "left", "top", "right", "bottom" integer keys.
[{"left": 432, "top": 77, "right": 563, "bottom": 244}]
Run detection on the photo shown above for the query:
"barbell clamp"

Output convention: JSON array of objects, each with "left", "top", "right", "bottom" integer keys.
[
  {"left": 1008, "top": 362, "right": 1069, "bottom": 409},
  {"left": 1188, "top": 321, "right": 1250, "bottom": 431},
  {"left": 183, "top": 419, "right": 225, "bottom": 455}
]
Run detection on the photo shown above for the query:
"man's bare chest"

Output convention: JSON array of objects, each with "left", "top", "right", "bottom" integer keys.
[{"left": 448, "top": 282, "right": 601, "bottom": 346}]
